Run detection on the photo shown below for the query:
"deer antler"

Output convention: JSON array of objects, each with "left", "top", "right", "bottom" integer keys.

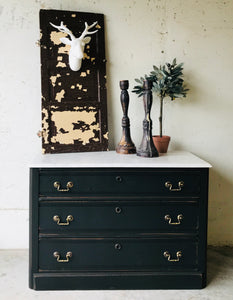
[
  {"left": 49, "top": 20, "right": 99, "bottom": 71},
  {"left": 79, "top": 21, "right": 98, "bottom": 40},
  {"left": 50, "top": 21, "right": 75, "bottom": 40}
]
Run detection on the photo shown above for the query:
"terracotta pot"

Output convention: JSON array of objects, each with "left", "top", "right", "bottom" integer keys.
[{"left": 152, "top": 135, "right": 170, "bottom": 153}]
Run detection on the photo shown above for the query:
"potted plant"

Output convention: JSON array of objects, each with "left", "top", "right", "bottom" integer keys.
[{"left": 132, "top": 58, "right": 189, "bottom": 153}]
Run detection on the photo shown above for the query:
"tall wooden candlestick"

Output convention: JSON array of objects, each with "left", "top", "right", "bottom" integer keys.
[
  {"left": 137, "top": 79, "right": 159, "bottom": 158},
  {"left": 116, "top": 80, "right": 136, "bottom": 154}
]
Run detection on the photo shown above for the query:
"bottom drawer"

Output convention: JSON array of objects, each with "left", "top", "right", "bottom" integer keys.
[{"left": 39, "top": 238, "right": 198, "bottom": 271}]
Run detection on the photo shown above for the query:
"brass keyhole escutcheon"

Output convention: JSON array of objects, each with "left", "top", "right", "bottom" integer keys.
[
  {"left": 115, "top": 207, "right": 122, "bottom": 214},
  {"left": 116, "top": 176, "right": 122, "bottom": 182},
  {"left": 115, "top": 243, "right": 122, "bottom": 250}
]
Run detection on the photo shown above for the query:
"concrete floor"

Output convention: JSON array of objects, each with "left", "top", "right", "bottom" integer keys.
[{"left": 0, "top": 246, "right": 232, "bottom": 300}]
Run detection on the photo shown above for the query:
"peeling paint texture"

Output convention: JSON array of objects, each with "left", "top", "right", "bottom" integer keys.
[
  {"left": 51, "top": 110, "right": 100, "bottom": 145},
  {"left": 50, "top": 31, "right": 67, "bottom": 45},
  {"left": 55, "top": 89, "right": 65, "bottom": 102},
  {"left": 40, "top": 9, "right": 108, "bottom": 154}
]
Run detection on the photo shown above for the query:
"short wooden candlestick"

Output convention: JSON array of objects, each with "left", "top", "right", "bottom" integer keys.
[{"left": 116, "top": 80, "right": 136, "bottom": 154}]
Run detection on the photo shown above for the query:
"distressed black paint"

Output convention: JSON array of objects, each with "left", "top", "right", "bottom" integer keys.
[
  {"left": 40, "top": 9, "right": 108, "bottom": 154},
  {"left": 29, "top": 167, "right": 209, "bottom": 290}
]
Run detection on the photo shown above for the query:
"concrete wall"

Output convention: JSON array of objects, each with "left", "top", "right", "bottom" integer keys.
[{"left": 0, "top": 0, "right": 232, "bottom": 248}]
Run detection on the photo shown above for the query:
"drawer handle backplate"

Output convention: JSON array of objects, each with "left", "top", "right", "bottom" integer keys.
[
  {"left": 165, "top": 181, "right": 184, "bottom": 192},
  {"left": 164, "top": 214, "right": 183, "bottom": 225},
  {"left": 53, "top": 251, "right": 72, "bottom": 263},
  {"left": 53, "top": 215, "right": 74, "bottom": 226},
  {"left": 164, "top": 251, "right": 182, "bottom": 262},
  {"left": 54, "top": 181, "right": 73, "bottom": 192}
]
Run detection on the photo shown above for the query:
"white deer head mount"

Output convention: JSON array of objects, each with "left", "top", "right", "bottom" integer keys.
[{"left": 50, "top": 21, "right": 98, "bottom": 72}]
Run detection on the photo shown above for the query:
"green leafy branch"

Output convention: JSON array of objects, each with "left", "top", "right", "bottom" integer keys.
[
  {"left": 132, "top": 58, "right": 188, "bottom": 99},
  {"left": 132, "top": 58, "right": 189, "bottom": 137}
]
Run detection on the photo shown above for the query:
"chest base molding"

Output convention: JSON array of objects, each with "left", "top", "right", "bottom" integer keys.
[{"left": 32, "top": 271, "right": 206, "bottom": 290}]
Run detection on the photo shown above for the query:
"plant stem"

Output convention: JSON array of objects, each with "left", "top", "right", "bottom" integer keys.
[{"left": 159, "top": 95, "right": 163, "bottom": 137}]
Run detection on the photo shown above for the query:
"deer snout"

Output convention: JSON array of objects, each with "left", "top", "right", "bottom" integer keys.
[
  {"left": 69, "top": 40, "right": 84, "bottom": 59},
  {"left": 75, "top": 52, "right": 84, "bottom": 59}
]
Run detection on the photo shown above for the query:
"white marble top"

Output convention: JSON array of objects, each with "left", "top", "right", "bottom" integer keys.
[{"left": 29, "top": 151, "right": 211, "bottom": 168}]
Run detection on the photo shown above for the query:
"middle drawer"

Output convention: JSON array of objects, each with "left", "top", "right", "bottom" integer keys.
[{"left": 39, "top": 202, "right": 199, "bottom": 234}]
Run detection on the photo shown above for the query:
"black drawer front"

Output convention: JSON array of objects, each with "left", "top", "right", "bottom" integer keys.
[
  {"left": 39, "top": 169, "right": 201, "bottom": 196},
  {"left": 39, "top": 238, "right": 198, "bottom": 271},
  {"left": 39, "top": 202, "right": 198, "bottom": 234}
]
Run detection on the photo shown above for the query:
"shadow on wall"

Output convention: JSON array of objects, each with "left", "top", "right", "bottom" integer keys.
[{"left": 103, "top": 20, "right": 115, "bottom": 150}]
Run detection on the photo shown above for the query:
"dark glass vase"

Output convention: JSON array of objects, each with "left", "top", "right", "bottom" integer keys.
[{"left": 137, "top": 80, "right": 159, "bottom": 158}]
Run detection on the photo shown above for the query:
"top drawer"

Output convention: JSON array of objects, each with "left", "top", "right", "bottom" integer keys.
[{"left": 38, "top": 168, "right": 202, "bottom": 197}]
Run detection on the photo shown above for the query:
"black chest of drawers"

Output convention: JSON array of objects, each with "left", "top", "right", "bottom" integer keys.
[{"left": 29, "top": 153, "right": 210, "bottom": 290}]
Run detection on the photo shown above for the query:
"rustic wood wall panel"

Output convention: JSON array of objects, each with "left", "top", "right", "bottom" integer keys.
[{"left": 40, "top": 9, "right": 108, "bottom": 154}]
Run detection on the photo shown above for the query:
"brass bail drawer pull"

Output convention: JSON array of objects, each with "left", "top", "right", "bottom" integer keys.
[
  {"left": 53, "top": 215, "right": 74, "bottom": 226},
  {"left": 164, "top": 214, "right": 183, "bottom": 225},
  {"left": 53, "top": 251, "right": 72, "bottom": 263},
  {"left": 54, "top": 181, "right": 73, "bottom": 192},
  {"left": 164, "top": 251, "right": 182, "bottom": 262},
  {"left": 165, "top": 181, "right": 184, "bottom": 191}
]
